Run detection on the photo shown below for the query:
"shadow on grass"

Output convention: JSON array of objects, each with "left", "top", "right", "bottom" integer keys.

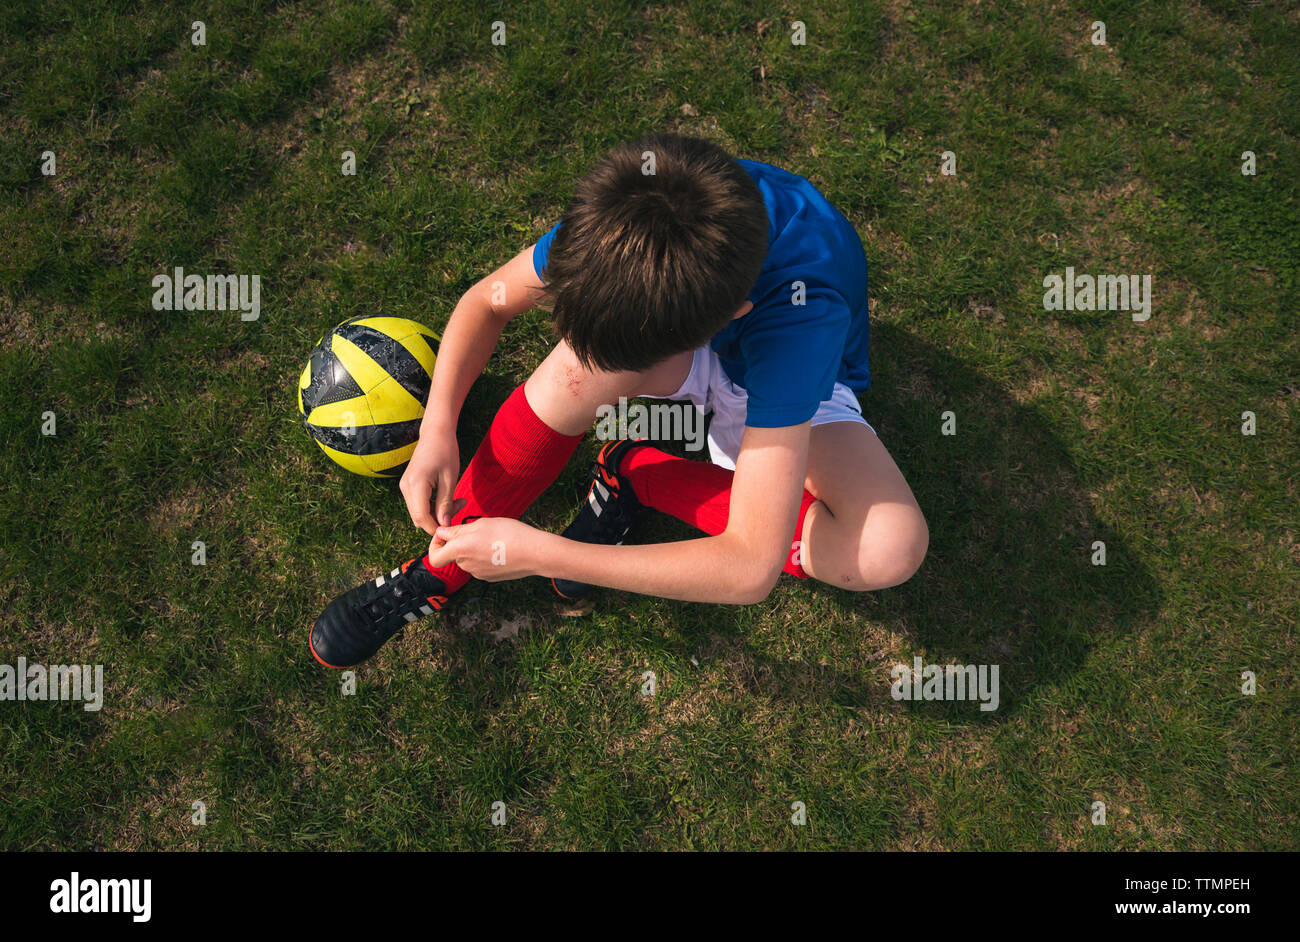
[{"left": 723, "top": 322, "right": 1162, "bottom": 718}]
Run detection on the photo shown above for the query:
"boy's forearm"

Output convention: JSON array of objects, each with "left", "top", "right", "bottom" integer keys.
[
  {"left": 529, "top": 425, "right": 808, "bottom": 606},
  {"left": 422, "top": 295, "right": 510, "bottom": 432},
  {"left": 532, "top": 530, "right": 780, "bottom": 605}
]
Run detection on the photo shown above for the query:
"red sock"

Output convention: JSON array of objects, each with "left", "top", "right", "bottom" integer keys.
[
  {"left": 619, "top": 444, "right": 818, "bottom": 578},
  {"left": 421, "top": 383, "right": 584, "bottom": 592}
]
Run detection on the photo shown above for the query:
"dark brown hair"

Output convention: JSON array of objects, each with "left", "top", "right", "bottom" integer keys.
[{"left": 538, "top": 133, "right": 769, "bottom": 373}]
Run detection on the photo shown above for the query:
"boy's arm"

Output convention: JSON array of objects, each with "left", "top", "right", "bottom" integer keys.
[
  {"left": 402, "top": 245, "right": 545, "bottom": 532},
  {"left": 421, "top": 245, "right": 546, "bottom": 435},
  {"left": 506, "top": 423, "right": 809, "bottom": 604}
]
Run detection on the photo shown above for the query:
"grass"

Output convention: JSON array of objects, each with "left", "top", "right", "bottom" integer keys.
[{"left": 0, "top": 0, "right": 1296, "bottom": 850}]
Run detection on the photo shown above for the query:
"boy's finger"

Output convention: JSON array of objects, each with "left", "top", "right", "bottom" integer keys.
[
  {"left": 405, "top": 481, "right": 437, "bottom": 536},
  {"left": 435, "top": 470, "right": 456, "bottom": 526},
  {"left": 436, "top": 492, "right": 468, "bottom": 528}
]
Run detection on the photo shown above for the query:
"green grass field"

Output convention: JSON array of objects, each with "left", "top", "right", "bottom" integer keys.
[{"left": 1, "top": 0, "right": 1296, "bottom": 850}]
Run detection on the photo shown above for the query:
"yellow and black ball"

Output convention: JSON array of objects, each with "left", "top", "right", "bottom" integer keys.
[{"left": 297, "top": 316, "right": 439, "bottom": 477}]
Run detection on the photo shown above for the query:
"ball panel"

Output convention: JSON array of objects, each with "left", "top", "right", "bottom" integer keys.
[
  {"left": 329, "top": 332, "right": 392, "bottom": 395},
  {"left": 314, "top": 438, "right": 385, "bottom": 477},
  {"left": 308, "top": 418, "right": 422, "bottom": 457},
  {"left": 336, "top": 323, "right": 430, "bottom": 402},
  {"left": 351, "top": 316, "right": 440, "bottom": 377},
  {"left": 350, "top": 316, "right": 435, "bottom": 342},
  {"left": 305, "top": 393, "right": 374, "bottom": 433},
  {"left": 392, "top": 329, "right": 437, "bottom": 379},
  {"left": 362, "top": 440, "right": 419, "bottom": 477},
  {"left": 363, "top": 375, "right": 423, "bottom": 426},
  {"left": 297, "top": 361, "right": 310, "bottom": 417},
  {"left": 301, "top": 344, "right": 363, "bottom": 411}
]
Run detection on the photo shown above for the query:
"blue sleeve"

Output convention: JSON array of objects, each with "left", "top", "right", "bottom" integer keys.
[
  {"left": 532, "top": 221, "right": 562, "bottom": 282},
  {"left": 740, "top": 288, "right": 851, "bottom": 428}
]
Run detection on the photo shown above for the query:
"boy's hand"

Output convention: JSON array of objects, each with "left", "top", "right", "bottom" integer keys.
[
  {"left": 427, "top": 518, "right": 542, "bottom": 581},
  {"left": 400, "top": 430, "right": 462, "bottom": 534}
]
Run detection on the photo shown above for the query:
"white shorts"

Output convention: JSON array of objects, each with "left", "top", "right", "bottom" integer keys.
[{"left": 643, "top": 345, "right": 874, "bottom": 470}]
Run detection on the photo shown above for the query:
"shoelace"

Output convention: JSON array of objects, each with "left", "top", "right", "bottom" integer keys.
[
  {"left": 352, "top": 527, "right": 476, "bottom": 629},
  {"left": 357, "top": 573, "right": 416, "bottom": 628}
]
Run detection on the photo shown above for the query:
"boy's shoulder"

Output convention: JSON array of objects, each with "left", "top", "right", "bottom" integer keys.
[
  {"left": 736, "top": 159, "right": 866, "bottom": 309},
  {"left": 734, "top": 158, "right": 849, "bottom": 232}
]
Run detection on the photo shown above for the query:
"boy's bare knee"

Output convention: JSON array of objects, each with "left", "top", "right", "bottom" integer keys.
[{"left": 843, "top": 508, "right": 928, "bottom": 591}]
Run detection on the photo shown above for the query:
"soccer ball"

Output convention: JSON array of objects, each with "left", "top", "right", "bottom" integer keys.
[{"left": 297, "top": 316, "right": 439, "bottom": 477}]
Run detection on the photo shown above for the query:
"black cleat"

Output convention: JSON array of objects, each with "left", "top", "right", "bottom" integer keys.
[
  {"left": 309, "top": 557, "right": 455, "bottom": 668},
  {"left": 552, "top": 438, "right": 649, "bottom": 601}
]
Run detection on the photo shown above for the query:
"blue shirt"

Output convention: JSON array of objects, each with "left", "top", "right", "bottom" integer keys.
[{"left": 532, "top": 158, "right": 869, "bottom": 428}]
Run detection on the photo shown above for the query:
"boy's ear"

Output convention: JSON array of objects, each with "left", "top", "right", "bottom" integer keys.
[{"left": 733, "top": 301, "right": 754, "bottom": 320}]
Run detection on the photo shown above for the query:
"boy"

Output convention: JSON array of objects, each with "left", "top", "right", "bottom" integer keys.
[{"left": 309, "top": 133, "right": 927, "bottom": 669}]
